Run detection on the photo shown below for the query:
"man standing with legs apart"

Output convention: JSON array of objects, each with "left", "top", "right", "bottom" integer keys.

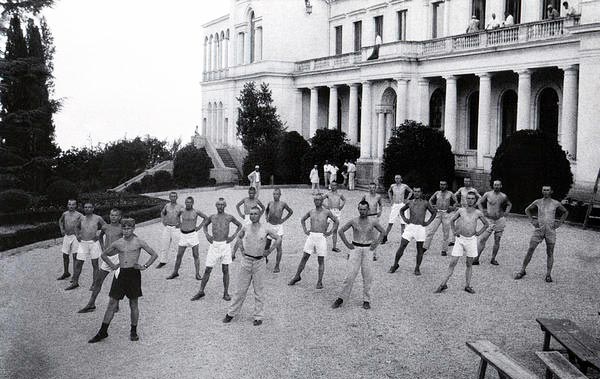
[
  {"left": 191, "top": 198, "right": 242, "bottom": 301},
  {"left": 455, "top": 177, "right": 480, "bottom": 207},
  {"left": 248, "top": 165, "right": 261, "bottom": 198},
  {"left": 58, "top": 199, "right": 82, "bottom": 280},
  {"left": 435, "top": 192, "right": 488, "bottom": 294},
  {"left": 157, "top": 192, "right": 183, "bottom": 269},
  {"left": 310, "top": 165, "right": 320, "bottom": 194},
  {"left": 66, "top": 202, "right": 106, "bottom": 291},
  {"left": 332, "top": 200, "right": 385, "bottom": 310},
  {"left": 324, "top": 181, "right": 345, "bottom": 253},
  {"left": 79, "top": 209, "right": 123, "bottom": 313},
  {"left": 288, "top": 194, "right": 339, "bottom": 289},
  {"left": 264, "top": 188, "right": 294, "bottom": 273},
  {"left": 222, "top": 207, "right": 281, "bottom": 326},
  {"left": 167, "top": 197, "right": 207, "bottom": 280},
  {"left": 474, "top": 180, "right": 512, "bottom": 265},
  {"left": 515, "top": 185, "right": 568, "bottom": 283},
  {"left": 389, "top": 187, "right": 436, "bottom": 276},
  {"left": 424, "top": 181, "right": 458, "bottom": 256},
  {"left": 88, "top": 218, "right": 158, "bottom": 343},
  {"left": 382, "top": 175, "right": 413, "bottom": 244},
  {"left": 362, "top": 182, "right": 383, "bottom": 260}
]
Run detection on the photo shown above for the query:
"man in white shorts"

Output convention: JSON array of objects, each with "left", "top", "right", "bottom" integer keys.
[
  {"left": 435, "top": 192, "right": 488, "bottom": 294},
  {"left": 324, "top": 181, "right": 345, "bottom": 253},
  {"left": 264, "top": 188, "right": 294, "bottom": 272},
  {"left": 362, "top": 182, "right": 383, "bottom": 260},
  {"left": 191, "top": 198, "right": 242, "bottom": 301},
  {"left": 157, "top": 192, "right": 183, "bottom": 268},
  {"left": 382, "top": 175, "right": 413, "bottom": 244},
  {"left": 288, "top": 194, "right": 338, "bottom": 289},
  {"left": 388, "top": 187, "right": 435, "bottom": 276},
  {"left": 58, "top": 199, "right": 83, "bottom": 280}
]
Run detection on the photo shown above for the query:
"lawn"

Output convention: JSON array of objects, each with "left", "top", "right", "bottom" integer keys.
[{"left": 1, "top": 187, "right": 599, "bottom": 379}]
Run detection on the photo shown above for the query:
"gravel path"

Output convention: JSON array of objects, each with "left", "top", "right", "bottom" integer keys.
[{"left": 1, "top": 187, "right": 600, "bottom": 379}]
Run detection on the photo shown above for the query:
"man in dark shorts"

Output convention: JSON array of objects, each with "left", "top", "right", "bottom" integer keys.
[{"left": 89, "top": 218, "right": 158, "bottom": 343}]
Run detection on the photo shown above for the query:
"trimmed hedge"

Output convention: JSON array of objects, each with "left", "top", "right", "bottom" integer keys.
[
  {"left": 46, "top": 179, "right": 80, "bottom": 206},
  {"left": 0, "top": 190, "right": 32, "bottom": 212}
]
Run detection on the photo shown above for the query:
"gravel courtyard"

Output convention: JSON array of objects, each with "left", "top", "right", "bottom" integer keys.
[{"left": 1, "top": 187, "right": 599, "bottom": 379}]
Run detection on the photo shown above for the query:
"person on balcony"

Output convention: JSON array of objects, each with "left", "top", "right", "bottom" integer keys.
[
  {"left": 486, "top": 13, "right": 501, "bottom": 30},
  {"left": 466, "top": 15, "right": 480, "bottom": 33},
  {"left": 366, "top": 34, "right": 382, "bottom": 60},
  {"left": 546, "top": 4, "right": 560, "bottom": 19},
  {"left": 503, "top": 12, "right": 515, "bottom": 27},
  {"left": 563, "top": 2, "right": 578, "bottom": 18}
]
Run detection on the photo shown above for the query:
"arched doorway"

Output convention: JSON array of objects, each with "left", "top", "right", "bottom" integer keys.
[
  {"left": 538, "top": 87, "right": 559, "bottom": 140},
  {"left": 468, "top": 91, "right": 479, "bottom": 150},
  {"left": 429, "top": 88, "right": 445, "bottom": 129},
  {"left": 500, "top": 90, "right": 517, "bottom": 143},
  {"left": 381, "top": 87, "right": 397, "bottom": 137}
]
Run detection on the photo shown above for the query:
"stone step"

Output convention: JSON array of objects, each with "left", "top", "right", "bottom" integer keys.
[{"left": 216, "top": 149, "right": 237, "bottom": 169}]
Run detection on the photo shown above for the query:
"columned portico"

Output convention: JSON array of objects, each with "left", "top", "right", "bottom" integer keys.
[
  {"left": 348, "top": 83, "right": 359, "bottom": 143},
  {"left": 359, "top": 81, "right": 372, "bottom": 159},
  {"left": 328, "top": 85, "right": 338, "bottom": 130},
  {"left": 309, "top": 87, "right": 319, "bottom": 137},
  {"left": 418, "top": 78, "right": 430, "bottom": 125},
  {"left": 561, "top": 65, "right": 578, "bottom": 158},
  {"left": 443, "top": 75, "right": 458, "bottom": 151},
  {"left": 396, "top": 78, "right": 408, "bottom": 125},
  {"left": 516, "top": 69, "right": 532, "bottom": 130},
  {"left": 476, "top": 73, "right": 491, "bottom": 168}
]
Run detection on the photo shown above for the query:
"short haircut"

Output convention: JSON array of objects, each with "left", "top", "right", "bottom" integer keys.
[
  {"left": 169, "top": 191, "right": 177, "bottom": 195},
  {"left": 358, "top": 200, "right": 370, "bottom": 207},
  {"left": 493, "top": 179, "right": 502, "bottom": 185},
  {"left": 121, "top": 218, "right": 135, "bottom": 227},
  {"left": 413, "top": 186, "right": 422, "bottom": 191},
  {"left": 186, "top": 196, "right": 194, "bottom": 202},
  {"left": 68, "top": 199, "right": 77, "bottom": 203},
  {"left": 249, "top": 186, "right": 256, "bottom": 191},
  {"left": 84, "top": 202, "right": 94, "bottom": 207},
  {"left": 331, "top": 180, "right": 337, "bottom": 184},
  {"left": 110, "top": 208, "right": 122, "bottom": 215},
  {"left": 218, "top": 197, "right": 225, "bottom": 201},
  {"left": 369, "top": 182, "right": 376, "bottom": 186},
  {"left": 440, "top": 180, "right": 447, "bottom": 184},
  {"left": 273, "top": 187, "right": 281, "bottom": 192},
  {"left": 250, "top": 205, "right": 261, "bottom": 212},
  {"left": 467, "top": 191, "right": 477, "bottom": 197},
  {"left": 542, "top": 185, "right": 552, "bottom": 189}
]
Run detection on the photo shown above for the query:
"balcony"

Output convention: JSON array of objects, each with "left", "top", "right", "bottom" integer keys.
[
  {"left": 203, "top": 60, "right": 297, "bottom": 82},
  {"left": 295, "top": 51, "right": 362, "bottom": 73},
  {"left": 454, "top": 151, "right": 478, "bottom": 171}
]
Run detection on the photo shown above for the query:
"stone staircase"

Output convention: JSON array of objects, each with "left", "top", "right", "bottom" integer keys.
[
  {"left": 216, "top": 148, "right": 238, "bottom": 170},
  {"left": 111, "top": 160, "right": 173, "bottom": 192}
]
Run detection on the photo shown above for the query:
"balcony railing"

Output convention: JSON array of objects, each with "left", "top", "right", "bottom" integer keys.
[
  {"left": 454, "top": 151, "right": 478, "bottom": 171},
  {"left": 295, "top": 52, "right": 361, "bottom": 73}
]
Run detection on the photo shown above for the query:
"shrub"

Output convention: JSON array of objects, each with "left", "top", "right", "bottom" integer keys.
[
  {"left": 0, "top": 174, "right": 24, "bottom": 191},
  {"left": 491, "top": 130, "right": 573, "bottom": 213},
  {"left": 275, "top": 131, "right": 311, "bottom": 184},
  {"left": 140, "top": 175, "right": 155, "bottom": 192},
  {"left": 382, "top": 120, "right": 455, "bottom": 195},
  {"left": 301, "top": 129, "right": 361, "bottom": 183},
  {"left": 0, "top": 189, "right": 32, "bottom": 212},
  {"left": 173, "top": 144, "right": 212, "bottom": 188},
  {"left": 152, "top": 170, "right": 174, "bottom": 191},
  {"left": 125, "top": 181, "right": 143, "bottom": 194},
  {"left": 0, "top": 150, "right": 26, "bottom": 167},
  {"left": 0, "top": 222, "right": 61, "bottom": 252},
  {"left": 45, "top": 179, "right": 80, "bottom": 206},
  {"left": 243, "top": 147, "right": 274, "bottom": 185}
]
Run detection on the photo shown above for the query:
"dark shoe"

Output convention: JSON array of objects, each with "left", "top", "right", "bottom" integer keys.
[
  {"left": 114, "top": 304, "right": 119, "bottom": 313},
  {"left": 362, "top": 302, "right": 371, "bottom": 310},
  {"left": 381, "top": 236, "right": 388, "bottom": 245},
  {"left": 223, "top": 294, "right": 231, "bottom": 301},
  {"left": 265, "top": 257, "right": 269, "bottom": 264},
  {"left": 195, "top": 273, "right": 202, "bottom": 281},
  {"left": 130, "top": 333, "right": 139, "bottom": 341},
  {"left": 191, "top": 291, "right": 205, "bottom": 301},
  {"left": 514, "top": 271, "right": 526, "bottom": 280},
  {"left": 253, "top": 320, "right": 263, "bottom": 326},
  {"left": 57, "top": 273, "right": 71, "bottom": 280},
  {"left": 388, "top": 264, "right": 399, "bottom": 274},
  {"left": 288, "top": 276, "right": 301, "bottom": 286},
  {"left": 166, "top": 273, "right": 179, "bottom": 280},
  {"left": 316, "top": 282, "right": 323, "bottom": 289},
  {"left": 490, "top": 259, "right": 499, "bottom": 266},
  {"left": 65, "top": 283, "right": 79, "bottom": 291},
  {"left": 472, "top": 259, "right": 480, "bottom": 266},
  {"left": 441, "top": 251, "right": 447, "bottom": 256},
  {"left": 545, "top": 275, "right": 553, "bottom": 283},
  {"left": 222, "top": 314, "right": 233, "bottom": 323},
  {"left": 332, "top": 298, "right": 343, "bottom": 309},
  {"left": 373, "top": 253, "right": 378, "bottom": 261},
  {"left": 332, "top": 247, "right": 341, "bottom": 253},
  {"left": 464, "top": 286, "right": 475, "bottom": 294},
  {"left": 77, "top": 305, "right": 96, "bottom": 313},
  {"left": 434, "top": 284, "right": 448, "bottom": 293},
  {"left": 448, "top": 242, "right": 455, "bottom": 247},
  {"left": 88, "top": 332, "right": 108, "bottom": 343},
  {"left": 414, "top": 268, "right": 421, "bottom": 276},
  {"left": 273, "top": 266, "right": 280, "bottom": 273},
  {"left": 156, "top": 262, "right": 166, "bottom": 269}
]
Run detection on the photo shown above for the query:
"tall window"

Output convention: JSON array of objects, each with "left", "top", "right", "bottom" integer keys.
[
  {"left": 374, "top": 15, "right": 383, "bottom": 42},
  {"left": 354, "top": 21, "right": 362, "bottom": 52},
  {"left": 471, "top": 0, "right": 486, "bottom": 26},
  {"left": 397, "top": 10, "right": 407, "bottom": 40},
  {"left": 504, "top": 0, "right": 521, "bottom": 24},
  {"left": 542, "top": 0, "right": 560, "bottom": 18},
  {"left": 335, "top": 26, "right": 343, "bottom": 55},
  {"left": 249, "top": 11, "right": 256, "bottom": 63},
  {"left": 432, "top": 2, "right": 444, "bottom": 38},
  {"left": 429, "top": 89, "right": 445, "bottom": 129},
  {"left": 468, "top": 92, "right": 479, "bottom": 150}
]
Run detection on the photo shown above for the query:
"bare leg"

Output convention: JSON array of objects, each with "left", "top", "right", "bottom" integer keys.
[
  {"left": 80, "top": 269, "right": 109, "bottom": 312},
  {"left": 332, "top": 228, "right": 339, "bottom": 250},
  {"left": 192, "top": 245, "right": 201, "bottom": 280},
  {"left": 274, "top": 237, "right": 283, "bottom": 272},
  {"left": 129, "top": 298, "right": 139, "bottom": 340},
  {"left": 222, "top": 264, "right": 230, "bottom": 300},
  {"left": 102, "top": 297, "right": 119, "bottom": 325},
  {"left": 90, "top": 258, "right": 99, "bottom": 290},
  {"left": 490, "top": 234, "right": 502, "bottom": 264},
  {"left": 316, "top": 256, "right": 325, "bottom": 289},
  {"left": 545, "top": 243, "right": 555, "bottom": 280},
  {"left": 441, "top": 256, "right": 459, "bottom": 286},
  {"left": 72, "top": 253, "right": 78, "bottom": 276},
  {"left": 465, "top": 257, "right": 474, "bottom": 288},
  {"left": 288, "top": 252, "right": 310, "bottom": 285},
  {"left": 415, "top": 241, "right": 425, "bottom": 275},
  {"left": 518, "top": 245, "right": 537, "bottom": 275},
  {"left": 389, "top": 239, "right": 409, "bottom": 273},
  {"left": 168, "top": 246, "right": 186, "bottom": 279},
  {"left": 63, "top": 254, "right": 70, "bottom": 275},
  {"left": 67, "top": 259, "right": 84, "bottom": 289},
  {"left": 192, "top": 266, "right": 213, "bottom": 300}
]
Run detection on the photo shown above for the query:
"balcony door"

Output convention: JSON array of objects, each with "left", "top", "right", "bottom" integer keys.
[
  {"left": 432, "top": 2, "right": 445, "bottom": 39},
  {"left": 501, "top": 90, "right": 517, "bottom": 143},
  {"left": 504, "top": 0, "right": 521, "bottom": 23},
  {"left": 472, "top": 0, "right": 486, "bottom": 26},
  {"left": 542, "top": 0, "right": 560, "bottom": 18},
  {"left": 538, "top": 88, "right": 559, "bottom": 140},
  {"left": 468, "top": 91, "right": 479, "bottom": 150}
]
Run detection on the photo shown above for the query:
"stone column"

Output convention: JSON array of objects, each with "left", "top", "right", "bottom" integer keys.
[
  {"left": 309, "top": 87, "right": 319, "bottom": 137},
  {"left": 255, "top": 27, "right": 263, "bottom": 61},
  {"left": 395, "top": 78, "right": 408, "bottom": 126},
  {"left": 477, "top": 73, "right": 492, "bottom": 168},
  {"left": 217, "top": 105, "right": 223, "bottom": 145},
  {"left": 245, "top": 32, "right": 251, "bottom": 64},
  {"left": 217, "top": 38, "right": 222, "bottom": 70},
  {"left": 516, "top": 69, "right": 532, "bottom": 130},
  {"left": 418, "top": 78, "right": 430, "bottom": 125},
  {"left": 385, "top": 110, "right": 394, "bottom": 144},
  {"left": 376, "top": 110, "right": 386, "bottom": 160},
  {"left": 208, "top": 39, "right": 213, "bottom": 72},
  {"left": 444, "top": 75, "right": 458, "bottom": 151},
  {"left": 360, "top": 81, "right": 372, "bottom": 159},
  {"left": 328, "top": 85, "right": 338, "bottom": 130},
  {"left": 561, "top": 65, "right": 578, "bottom": 158},
  {"left": 212, "top": 105, "right": 218, "bottom": 143},
  {"left": 443, "top": 0, "right": 451, "bottom": 37},
  {"left": 223, "top": 36, "right": 229, "bottom": 68},
  {"left": 214, "top": 38, "right": 219, "bottom": 71},
  {"left": 203, "top": 40, "right": 208, "bottom": 73},
  {"left": 348, "top": 84, "right": 359, "bottom": 143}
]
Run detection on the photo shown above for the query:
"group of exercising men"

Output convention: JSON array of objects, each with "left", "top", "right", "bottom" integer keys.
[{"left": 57, "top": 175, "right": 568, "bottom": 342}]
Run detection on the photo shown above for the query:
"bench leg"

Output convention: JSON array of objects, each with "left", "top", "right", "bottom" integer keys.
[
  {"left": 545, "top": 367, "right": 554, "bottom": 379},
  {"left": 477, "top": 359, "right": 488, "bottom": 379},
  {"left": 543, "top": 331, "right": 551, "bottom": 351}
]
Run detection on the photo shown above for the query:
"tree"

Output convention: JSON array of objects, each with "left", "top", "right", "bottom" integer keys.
[
  {"left": 173, "top": 144, "right": 213, "bottom": 188},
  {"left": 301, "top": 129, "right": 360, "bottom": 182},
  {"left": 490, "top": 130, "right": 573, "bottom": 213},
  {"left": 274, "top": 131, "right": 310, "bottom": 184},
  {"left": 382, "top": 120, "right": 455, "bottom": 195}
]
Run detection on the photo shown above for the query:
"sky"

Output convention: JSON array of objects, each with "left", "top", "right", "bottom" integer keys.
[{"left": 44, "top": 0, "right": 229, "bottom": 149}]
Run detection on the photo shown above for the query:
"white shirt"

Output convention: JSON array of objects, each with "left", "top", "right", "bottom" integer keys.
[
  {"left": 487, "top": 18, "right": 500, "bottom": 29},
  {"left": 503, "top": 15, "right": 514, "bottom": 26},
  {"left": 309, "top": 169, "right": 319, "bottom": 183},
  {"left": 323, "top": 164, "right": 332, "bottom": 174},
  {"left": 330, "top": 166, "right": 339, "bottom": 177},
  {"left": 375, "top": 35, "right": 382, "bottom": 45},
  {"left": 347, "top": 163, "right": 356, "bottom": 173},
  {"left": 565, "top": 6, "right": 577, "bottom": 17}
]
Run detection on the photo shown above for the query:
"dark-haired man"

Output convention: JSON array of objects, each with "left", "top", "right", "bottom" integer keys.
[
  {"left": 324, "top": 181, "right": 345, "bottom": 253},
  {"left": 424, "top": 180, "right": 458, "bottom": 256},
  {"left": 361, "top": 182, "right": 383, "bottom": 260},
  {"left": 474, "top": 180, "right": 512, "bottom": 265},
  {"left": 157, "top": 191, "right": 183, "bottom": 269},
  {"left": 58, "top": 199, "right": 83, "bottom": 280}
]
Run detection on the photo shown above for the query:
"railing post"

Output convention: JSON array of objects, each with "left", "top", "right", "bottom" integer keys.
[
  {"left": 480, "top": 32, "right": 487, "bottom": 48},
  {"left": 518, "top": 24, "right": 528, "bottom": 42}
]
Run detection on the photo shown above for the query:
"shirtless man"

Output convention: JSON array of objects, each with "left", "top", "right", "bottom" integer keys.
[
  {"left": 88, "top": 218, "right": 158, "bottom": 343},
  {"left": 515, "top": 186, "right": 568, "bottom": 283},
  {"left": 264, "top": 188, "right": 294, "bottom": 272},
  {"left": 66, "top": 202, "right": 106, "bottom": 291},
  {"left": 382, "top": 175, "right": 413, "bottom": 244},
  {"left": 332, "top": 200, "right": 385, "bottom": 310},
  {"left": 191, "top": 198, "right": 242, "bottom": 301},
  {"left": 79, "top": 209, "right": 123, "bottom": 313},
  {"left": 474, "top": 180, "right": 512, "bottom": 265},
  {"left": 388, "top": 187, "right": 436, "bottom": 276},
  {"left": 222, "top": 206, "right": 281, "bottom": 326},
  {"left": 58, "top": 199, "right": 83, "bottom": 280},
  {"left": 361, "top": 182, "right": 383, "bottom": 260},
  {"left": 166, "top": 197, "right": 207, "bottom": 280},
  {"left": 424, "top": 181, "right": 458, "bottom": 256},
  {"left": 455, "top": 177, "right": 481, "bottom": 207},
  {"left": 236, "top": 187, "right": 265, "bottom": 225},
  {"left": 157, "top": 192, "right": 184, "bottom": 268},
  {"left": 324, "top": 181, "right": 345, "bottom": 253},
  {"left": 288, "top": 194, "right": 339, "bottom": 289},
  {"left": 434, "top": 192, "right": 488, "bottom": 294}
]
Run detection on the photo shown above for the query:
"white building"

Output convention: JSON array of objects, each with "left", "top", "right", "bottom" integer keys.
[{"left": 201, "top": 0, "right": 600, "bottom": 189}]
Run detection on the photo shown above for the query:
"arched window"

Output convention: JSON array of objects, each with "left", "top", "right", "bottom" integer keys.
[
  {"left": 249, "top": 11, "right": 256, "bottom": 63},
  {"left": 429, "top": 88, "right": 445, "bottom": 129},
  {"left": 468, "top": 91, "right": 479, "bottom": 150},
  {"left": 538, "top": 88, "right": 559, "bottom": 140},
  {"left": 500, "top": 90, "right": 517, "bottom": 143}
]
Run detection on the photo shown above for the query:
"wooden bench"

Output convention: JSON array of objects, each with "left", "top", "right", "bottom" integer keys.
[
  {"left": 466, "top": 340, "right": 539, "bottom": 379},
  {"left": 536, "top": 351, "right": 587, "bottom": 379},
  {"left": 536, "top": 318, "right": 600, "bottom": 375}
]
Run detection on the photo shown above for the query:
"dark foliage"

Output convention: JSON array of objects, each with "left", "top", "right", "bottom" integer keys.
[
  {"left": 173, "top": 144, "right": 212, "bottom": 188},
  {"left": 152, "top": 170, "right": 174, "bottom": 191},
  {"left": 45, "top": 179, "right": 79, "bottom": 206},
  {"left": 274, "top": 131, "right": 311, "bottom": 184},
  {"left": 301, "top": 129, "right": 360, "bottom": 183},
  {"left": 0, "top": 189, "right": 31, "bottom": 212},
  {"left": 0, "top": 149, "right": 26, "bottom": 166}
]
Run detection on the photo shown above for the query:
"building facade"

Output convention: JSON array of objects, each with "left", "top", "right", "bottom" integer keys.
[{"left": 201, "top": 0, "right": 600, "bottom": 189}]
